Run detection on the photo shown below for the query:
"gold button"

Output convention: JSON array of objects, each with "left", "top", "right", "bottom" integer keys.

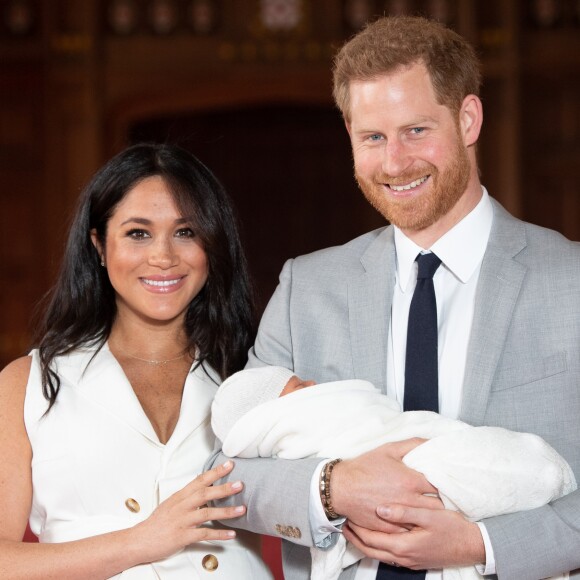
[
  {"left": 125, "top": 498, "right": 140, "bottom": 513},
  {"left": 202, "top": 554, "right": 219, "bottom": 571}
]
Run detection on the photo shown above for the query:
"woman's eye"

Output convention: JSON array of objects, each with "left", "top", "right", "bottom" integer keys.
[
  {"left": 176, "top": 228, "right": 195, "bottom": 238},
  {"left": 127, "top": 229, "right": 149, "bottom": 240}
]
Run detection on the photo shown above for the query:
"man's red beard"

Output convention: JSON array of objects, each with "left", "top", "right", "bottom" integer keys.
[{"left": 355, "top": 138, "right": 471, "bottom": 232}]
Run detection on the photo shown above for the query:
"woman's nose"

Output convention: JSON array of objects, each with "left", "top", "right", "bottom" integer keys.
[{"left": 147, "top": 238, "right": 178, "bottom": 268}]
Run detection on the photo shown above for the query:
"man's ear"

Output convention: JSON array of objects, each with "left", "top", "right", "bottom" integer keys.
[
  {"left": 459, "top": 94, "right": 483, "bottom": 147},
  {"left": 344, "top": 119, "right": 352, "bottom": 138},
  {"left": 90, "top": 229, "right": 104, "bottom": 263}
]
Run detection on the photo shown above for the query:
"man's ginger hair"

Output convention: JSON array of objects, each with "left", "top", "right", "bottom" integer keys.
[{"left": 332, "top": 16, "right": 482, "bottom": 121}]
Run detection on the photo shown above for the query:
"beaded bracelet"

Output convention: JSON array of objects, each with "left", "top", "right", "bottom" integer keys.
[{"left": 319, "top": 458, "right": 343, "bottom": 520}]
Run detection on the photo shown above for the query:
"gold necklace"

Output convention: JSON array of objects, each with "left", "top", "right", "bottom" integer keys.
[{"left": 116, "top": 347, "right": 188, "bottom": 366}]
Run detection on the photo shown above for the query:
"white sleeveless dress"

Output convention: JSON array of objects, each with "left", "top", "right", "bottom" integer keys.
[{"left": 24, "top": 344, "right": 273, "bottom": 579}]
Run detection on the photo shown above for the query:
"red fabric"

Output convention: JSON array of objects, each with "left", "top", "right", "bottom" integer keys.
[
  {"left": 23, "top": 525, "right": 37, "bottom": 542},
  {"left": 262, "top": 535, "right": 283, "bottom": 579}
]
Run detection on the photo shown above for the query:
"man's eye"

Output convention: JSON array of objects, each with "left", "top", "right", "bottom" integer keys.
[
  {"left": 410, "top": 127, "right": 425, "bottom": 135},
  {"left": 369, "top": 134, "right": 383, "bottom": 141}
]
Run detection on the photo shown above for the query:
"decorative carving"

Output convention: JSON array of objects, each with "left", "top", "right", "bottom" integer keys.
[
  {"left": 384, "top": 0, "right": 411, "bottom": 17},
  {"left": 107, "top": 0, "right": 139, "bottom": 35},
  {"left": 260, "top": 0, "right": 303, "bottom": 32},
  {"left": 427, "top": 0, "right": 453, "bottom": 25},
  {"left": 343, "top": 0, "right": 374, "bottom": 31},
  {"left": 4, "top": 0, "right": 35, "bottom": 36},
  {"left": 530, "top": 0, "right": 562, "bottom": 27},
  {"left": 188, "top": 0, "right": 218, "bottom": 34},
  {"left": 148, "top": 0, "right": 178, "bottom": 35},
  {"left": 51, "top": 33, "right": 93, "bottom": 56}
]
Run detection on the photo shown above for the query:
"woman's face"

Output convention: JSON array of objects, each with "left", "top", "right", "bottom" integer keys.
[{"left": 92, "top": 175, "right": 208, "bottom": 326}]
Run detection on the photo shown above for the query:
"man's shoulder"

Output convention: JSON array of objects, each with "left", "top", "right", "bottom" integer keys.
[
  {"left": 292, "top": 226, "right": 391, "bottom": 271},
  {"left": 491, "top": 198, "right": 579, "bottom": 263},
  {"left": 519, "top": 220, "right": 580, "bottom": 265}
]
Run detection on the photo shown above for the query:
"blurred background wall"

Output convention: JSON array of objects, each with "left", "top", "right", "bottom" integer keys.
[{"left": 0, "top": 0, "right": 579, "bottom": 365}]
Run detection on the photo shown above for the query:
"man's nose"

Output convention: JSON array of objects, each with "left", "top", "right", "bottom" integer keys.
[{"left": 381, "top": 138, "right": 413, "bottom": 177}]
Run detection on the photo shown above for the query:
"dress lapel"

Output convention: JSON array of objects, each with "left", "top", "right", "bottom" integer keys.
[
  {"left": 348, "top": 227, "right": 396, "bottom": 394},
  {"left": 460, "top": 200, "right": 528, "bottom": 425},
  {"left": 165, "top": 362, "right": 218, "bottom": 454},
  {"left": 57, "top": 345, "right": 218, "bottom": 448},
  {"left": 58, "top": 344, "right": 162, "bottom": 444}
]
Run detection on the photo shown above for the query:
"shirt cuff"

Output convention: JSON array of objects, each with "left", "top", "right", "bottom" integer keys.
[
  {"left": 474, "top": 522, "right": 496, "bottom": 576},
  {"left": 309, "top": 459, "right": 346, "bottom": 548}
]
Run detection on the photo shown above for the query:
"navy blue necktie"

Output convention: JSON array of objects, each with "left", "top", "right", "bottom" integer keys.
[
  {"left": 404, "top": 252, "right": 441, "bottom": 413},
  {"left": 376, "top": 252, "right": 441, "bottom": 580}
]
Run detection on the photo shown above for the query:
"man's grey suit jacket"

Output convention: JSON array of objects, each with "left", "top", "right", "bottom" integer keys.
[{"left": 218, "top": 199, "right": 580, "bottom": 580}]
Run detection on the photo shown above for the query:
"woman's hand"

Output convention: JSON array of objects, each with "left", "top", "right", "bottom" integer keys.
[{"left": 132, "top": 460, "right": 246, "bottom": 563}]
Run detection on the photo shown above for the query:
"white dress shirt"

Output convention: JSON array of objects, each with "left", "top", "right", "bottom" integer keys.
[{"left": 310, "top": 188, "right": 497, "bottom": 578}]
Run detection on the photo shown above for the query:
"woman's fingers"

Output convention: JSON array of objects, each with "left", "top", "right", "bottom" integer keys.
[
  {"left": 193, "top": 459, "right": 236, "bottom": 487},
  {"left": 192, "top": 504, "right": 246, "bottom": 526},
  {"left": 197, "top": 479, "right": 243, "bottom": 504},
  {"left": 188, "top": 527, "right": 237, "bottom": 542},
  {"left": 173, "top": 461, "right": 243, "bottom": 507},
  {"left": 169, "top": 462, "right": 247, "bottom": 517}
]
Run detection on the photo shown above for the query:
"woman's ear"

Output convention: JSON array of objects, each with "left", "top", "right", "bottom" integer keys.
[{"left": 90, "top": 229, "right": 105, "bottom": 266}]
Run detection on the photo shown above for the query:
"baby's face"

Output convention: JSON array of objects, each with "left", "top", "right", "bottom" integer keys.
[{"left": 280, "top": 375, "right": 316, "bottom": 397}]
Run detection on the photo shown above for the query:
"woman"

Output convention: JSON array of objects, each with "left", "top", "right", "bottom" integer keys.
[{"left": 0, "top": 143, "right": 273, "bottom": 579}]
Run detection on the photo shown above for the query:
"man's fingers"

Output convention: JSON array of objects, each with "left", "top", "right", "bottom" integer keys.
[
  {"left": 376, "top": 504, "right": 432, "bottom": 527},
  {"left": 344, "top": 522, "right": 423, "bottom": 569},
  {"left": 388, "top": 437, "right": 428, "bottom": 458},
  {"left": 409, "top": 493, "right": 444, "bottom": 509},
  {"left": 343, "top": 524, "right": 399, "bottom": 563}
]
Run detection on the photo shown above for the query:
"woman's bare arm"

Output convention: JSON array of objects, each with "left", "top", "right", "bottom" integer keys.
[{"left": 0, "top": 357, "right": 244, "bottom": 580}]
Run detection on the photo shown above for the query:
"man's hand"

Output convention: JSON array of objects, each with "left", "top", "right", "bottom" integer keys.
[
  {"left": 344, "top": 505, "right": 486, "bottom": 570},
  {"left": 331, "top": 438, "right": 442, "bottom": 532}
]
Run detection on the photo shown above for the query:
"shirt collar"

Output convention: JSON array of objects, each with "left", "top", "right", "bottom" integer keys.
[{"left": 394, "top": 187, "right": 493, "bottom": 291}]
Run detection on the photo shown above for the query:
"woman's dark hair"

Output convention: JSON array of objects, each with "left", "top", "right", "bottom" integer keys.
[{"left": 35, "top": 142, "right": 256, "bottom": 410}]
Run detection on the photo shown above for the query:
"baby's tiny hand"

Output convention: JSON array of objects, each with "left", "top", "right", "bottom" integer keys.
[{"left": 280, "top": 375, "right": 316, "bottom": 397}]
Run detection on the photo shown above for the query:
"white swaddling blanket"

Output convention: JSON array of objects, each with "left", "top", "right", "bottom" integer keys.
[{"left": 212, "top": 377, "right": 576, "bottom": 580}]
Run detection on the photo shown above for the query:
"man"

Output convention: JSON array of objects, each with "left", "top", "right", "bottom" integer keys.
[{"left": 213, "top": 15, "right": 580, "bottom": 580}]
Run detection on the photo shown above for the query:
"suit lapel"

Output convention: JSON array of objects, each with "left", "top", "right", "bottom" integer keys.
[
  {"left": 460, "top": 200, "right": 528, "bottom": 425},
  {"left": 348, "top": 227, "right": 396, "bottom": 394}
]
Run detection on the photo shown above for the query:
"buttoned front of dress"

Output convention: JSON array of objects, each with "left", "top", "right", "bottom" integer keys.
[{"left": 24, "top": 345, "right": 272, "bottom": 579}]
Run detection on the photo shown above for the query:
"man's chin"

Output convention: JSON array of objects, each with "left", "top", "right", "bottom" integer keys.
[{"left": 372, "top": 197, "right": 435, "bottom": 231}]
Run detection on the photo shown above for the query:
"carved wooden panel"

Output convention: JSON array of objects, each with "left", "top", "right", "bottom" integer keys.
[{"left": 0, "top": 0, "right": 579, "bottom": 370}]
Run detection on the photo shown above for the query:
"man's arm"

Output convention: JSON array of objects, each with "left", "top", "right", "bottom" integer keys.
[
  {"left": 343, "top": 505, "right": 485, "bottom": 570},
  {"left": 208, "top": 448, "right": 322, "bottom": 547},
  {"left": 209, "top": 259, "right": 322, "bottom": 546},
  {"left": 342, "top": 488, "right": 580, "bottom": 579},
  {"left": 485, "top": 491, "right": 580, "bottom": 579},
  {"left": 210, "top": 258, "right": 442, "bottom": 547}
]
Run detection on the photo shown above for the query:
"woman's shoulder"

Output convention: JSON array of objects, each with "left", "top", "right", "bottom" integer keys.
[
  {"left": 0, "top": 355, "right": 33, "bottom": 414},
  {"left": 0, "top": 355, "right": 32, "bottom": 385}
]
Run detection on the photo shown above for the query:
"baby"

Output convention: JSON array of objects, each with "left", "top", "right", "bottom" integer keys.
[{"left": 211, "top": 367, "right": 575, "bottom": 580}]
